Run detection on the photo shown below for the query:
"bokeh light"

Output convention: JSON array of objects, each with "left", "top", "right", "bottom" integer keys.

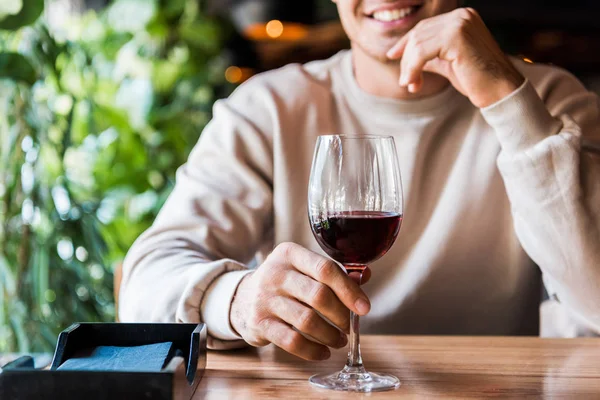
[
  {"left": 266, "top": 20, "right": 284, "bottom": 39},
  {"left": 225, "top": 66, "right": 243, "bottom": 84}
]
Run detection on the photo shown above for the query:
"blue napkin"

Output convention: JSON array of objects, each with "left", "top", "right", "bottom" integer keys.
[{"left": 57, "top": 342, "right": 175, "bottom": 372}]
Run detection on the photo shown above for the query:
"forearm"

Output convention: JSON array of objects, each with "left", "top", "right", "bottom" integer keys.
[
  {"left": 119, "top": 234, "right": 243, "bottom": 322},
  {"left": 119, "top": 231, "right": 253, "bottom": 348},
  {"left": 482, "top": 80, "right": 600, "bottom": 333}
]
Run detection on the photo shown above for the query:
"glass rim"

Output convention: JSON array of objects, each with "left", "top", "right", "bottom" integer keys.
[{"left": 317, "top": 134, "right": 394, "bottom": 140}]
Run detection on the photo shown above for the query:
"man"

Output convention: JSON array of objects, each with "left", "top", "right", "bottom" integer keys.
[{"left": 119, "top": 0, "right": 600, "bottom": 361}]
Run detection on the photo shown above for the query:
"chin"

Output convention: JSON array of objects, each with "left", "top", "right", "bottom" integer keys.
[{"left": 353, "top": 36, "right": 405, "bottom": 64}]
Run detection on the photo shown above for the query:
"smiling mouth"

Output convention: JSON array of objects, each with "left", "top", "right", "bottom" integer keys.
[{"left": 367, "top": 5, "right": 422, "bottom": 22}]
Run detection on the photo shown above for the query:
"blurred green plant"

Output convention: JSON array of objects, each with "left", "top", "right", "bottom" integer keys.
[{"left": 0, "top": 0, "right": 231, "bottom": 352}]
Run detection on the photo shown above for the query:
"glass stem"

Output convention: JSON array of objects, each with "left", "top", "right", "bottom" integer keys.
[
  {"left": 343, "top": 268, "right": 366, "bottom": 375},
  {"left": 346, "top": 310, "right": 363, "bottom": 369}
]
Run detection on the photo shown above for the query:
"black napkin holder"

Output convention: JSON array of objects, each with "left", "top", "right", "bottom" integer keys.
[{"left": 0, "top": 323, "right": 207, "bottom": 400}]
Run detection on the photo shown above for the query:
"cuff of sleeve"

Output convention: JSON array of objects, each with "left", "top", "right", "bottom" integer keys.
[
  {"left": 480, "top": 79, "right": 563, "bottom": 154},
  {"left": 200, "top": 269, "right": 254, "bottom": 341}
]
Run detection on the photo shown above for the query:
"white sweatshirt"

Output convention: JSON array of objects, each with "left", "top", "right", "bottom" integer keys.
[{"left": 119, "top": 51, "right": 600, "bottom": 349}]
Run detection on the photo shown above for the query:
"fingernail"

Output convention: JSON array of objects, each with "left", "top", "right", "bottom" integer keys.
[
  {"left": 408, "top": 83, "right": 417, "bottom": 93},
  {"left": 319, "top": 348, "right": 331, "bottom": 360},
  {"left": 399, "top": 76, "right": 408, "bottom": 86},
  {"left": 355, "top": 298, "right": 370, "bottom": 315},
  {"left": 338, "top": 332, "right": 348, "bottom": 347}
]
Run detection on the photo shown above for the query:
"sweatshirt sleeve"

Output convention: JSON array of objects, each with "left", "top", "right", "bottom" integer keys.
[
  {"left": 480, "top": 73, "right": 600, "bottom": 335},
  {"left": 118, "top": 81, "right": 274, "bottom": 349}
]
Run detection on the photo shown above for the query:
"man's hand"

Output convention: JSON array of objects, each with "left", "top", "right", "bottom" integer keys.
[
  {"left": 230, "top": 242, "right": 371, "bottom": 361},
  {"left": 386, "top": 8, "right": 525, "bottom": 108}
]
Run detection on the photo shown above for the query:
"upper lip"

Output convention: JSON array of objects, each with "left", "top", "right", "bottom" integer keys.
[{"left": 364, "top": 1, "right": 423, "bottom": 15}]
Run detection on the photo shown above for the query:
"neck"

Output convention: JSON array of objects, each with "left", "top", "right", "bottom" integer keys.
[{"left": 352, "top": 45, "right": 449, "bottom": 100}]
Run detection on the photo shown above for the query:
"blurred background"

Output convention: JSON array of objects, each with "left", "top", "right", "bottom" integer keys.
[{"left": 1, "top": 0, "right": 599, "bottom": 353}]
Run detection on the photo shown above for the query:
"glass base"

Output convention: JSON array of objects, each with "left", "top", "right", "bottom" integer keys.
[{"left": 309, "top": 366, "right": 400, "bottom": 392}]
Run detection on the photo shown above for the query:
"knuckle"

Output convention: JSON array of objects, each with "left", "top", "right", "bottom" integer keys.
[
  {"left": 248, "top": 311, "right": 265, "bottom": 329},
  {"left": 457, "top": 9, "right": 478, "bottom": 27},
  {"left": 241, "top": 319, "right": 269, "bottom": 346},
  {"left": 457, "top": 7, "right": 471, "bottom": 19},
  {"left": 277, "top": 270, "right": 294, "bottom": 290},
  {"left": 414, "top": 20, "right": 427, "bottom": 31},
  {"left": 407, "top": 30, "right": 418, "bottom": 43},
  {"left": 282, "top": 331, "right": 303, "bottom": 354},
  {"left": 283, "top": 270, "right": 297, "bottom": 285},
  {"left": 311, "top": 282, "right": 331, "bottom": 307},
  {"left": 256, "top": 316, "right": 275, "bottom": 333},
  {"left": 411, "top": 45, "right": 425, "bottom": 60},
  {"left": 247, "top": 328, "right": 264, "bottom": 344},
  {"left": 455, "top": 20, "right": 469, "bottom": 36},
  {"left": 340, "top": 284, "right": 359, "bottom": 304},
  {"left": 254, "top": 270, "right": 270, "bottom": 286},
  {"left": 270, "top": 268, "right": 287, "bottom": 285},
  {"left": 314, "top": 258, "right": 336, "bottom": 281},
  {"left": 253, "top": 262, "right": 274, "bottom": 282},
  {"left": 254, "top": 291, "right": 270, "bottom": 307},
  {"left": 465, "top": 7, "right": 479, "bottom": 17},
  {"left": 297, "top": 309, "right": 319, "bottom": 332},
  {"left": 277, "top": 242, "right": 296, "bottom": 259}
]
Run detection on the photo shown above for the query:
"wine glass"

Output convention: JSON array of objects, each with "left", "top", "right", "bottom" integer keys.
[{"left": 307, "top": 135, "right": 403, "bottom": 392}]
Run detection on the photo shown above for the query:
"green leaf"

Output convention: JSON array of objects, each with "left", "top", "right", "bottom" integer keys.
[
  {"left": 179, "top": 19, "right": 222, "bottom": 54},
  {"left": 0, "top": 0, "right": 43, "bottom": 31},
  {"left": 152, "top": 60, "right": 181, "bottom": 93},
  {"left": 0, "top": 254, "right": 17, "bottom": 296},
  {"left": 10, "top": 313, "right": 30, "bottom": 352},
  {"left": 93, "top": 104, "right": 132, "bottom": 133},
  {"left": 38, "top": 144, "right": 63, "bottom": 182},
  {"left": 32, "top": 246, "right": 50, "bottom": 312},
  {"left": 161, "top": 0, "right": 186, "bottom": 19},
  {"left": 0, "top": 52, "right": 38, "bottom": 85},
  {"left": 71, "top": 100, "right": 91, "bottom": 144},
  {"left": 146, "top": 15, "right": 169, "bottom": 39}
]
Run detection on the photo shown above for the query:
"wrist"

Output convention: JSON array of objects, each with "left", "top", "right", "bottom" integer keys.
[
  {"left": 230, "top": 272, "right": 253, "bottom": 337},
  {"left": 474, "top": 64, "right": 525, "bottom": 108}
]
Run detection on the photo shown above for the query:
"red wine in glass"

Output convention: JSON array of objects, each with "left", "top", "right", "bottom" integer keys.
[{"left": 311, "top": 211, "right": 402, "bottom": 269}]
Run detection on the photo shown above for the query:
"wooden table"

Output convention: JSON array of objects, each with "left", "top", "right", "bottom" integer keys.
[{"left": 195, "top": 335, "right": 600, "bottom": 399}]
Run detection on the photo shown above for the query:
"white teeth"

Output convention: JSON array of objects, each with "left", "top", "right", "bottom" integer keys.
[{"left": 372, "top": 7, "right": 415, "bottom": 22}]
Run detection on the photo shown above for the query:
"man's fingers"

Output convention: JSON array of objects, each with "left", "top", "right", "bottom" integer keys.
[
  {"left": 278, "top": 243, "right": 371, "bottom": 316},
  {"left": 422, "top": 58, "right": 465, "bottom": 93},
  {"left": 261, "top": 318, "right": 331, "bottom": 361},
  {"left": 422, "top": 58, "right": 450, "bottom": 77},
  {"left": 400, "top": 37, "right": 441, "bottom": 88},
  {"left": 407, "top": 76, "right": 424, "bottom": 94},
  {"left": 388, "top": 14, "right": 456, "bottom": 88},
  {"left": 386, "top": 34, "right": 409, "bottom": 59},
  {"left": 269, "top": 296, "right": 347, "bottom": 349},
  {"left": 282, "top": 271, "right": 350, "bottom": 333},
  {"left": 387, "top": 11, "right": 448, "bottom": 60}
]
